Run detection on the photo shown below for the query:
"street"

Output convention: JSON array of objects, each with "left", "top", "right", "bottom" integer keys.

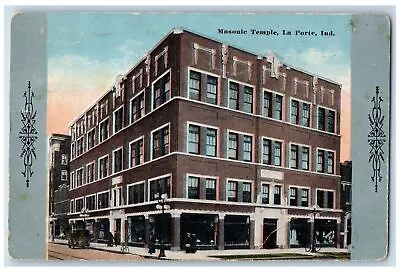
[{"left": 47, "top": 243, "right": 147, "bottom": 261}]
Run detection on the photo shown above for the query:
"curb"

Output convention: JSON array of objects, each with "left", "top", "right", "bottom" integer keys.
[{"left": 50, "top": 241, "right": 172, "bottom": 260}]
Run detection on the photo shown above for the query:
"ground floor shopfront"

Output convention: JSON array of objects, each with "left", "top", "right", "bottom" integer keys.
[{"left": 69, "top": 206, "right": 341, "bottom": 250}]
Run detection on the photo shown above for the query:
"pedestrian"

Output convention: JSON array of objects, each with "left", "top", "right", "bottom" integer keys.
[
  {"left": 185, "top": 233, "right": 191, "bottom": 253},
  {"left": 114, "top": 231, "right": 120, "bottom": 246},
  {"left": 148, "top": 233, "right": 155, "bottom": 254},
  {"left": 107, "top": 231, "right": 114, "bottom": 247}
]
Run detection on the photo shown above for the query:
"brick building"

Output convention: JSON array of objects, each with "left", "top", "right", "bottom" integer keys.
[
  {"left": 48, "top": 134, "right": 71, "bottom": 238},
  {"left": 67, "top": 28, "right": 342, "bottom": 250}
]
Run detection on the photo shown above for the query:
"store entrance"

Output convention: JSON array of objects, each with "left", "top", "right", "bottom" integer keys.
[{"left": 263, "top": 219, "right": 277, "bottom": 249}]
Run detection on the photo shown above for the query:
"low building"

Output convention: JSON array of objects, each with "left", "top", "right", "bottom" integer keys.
[{"left": 48, "top": 134, "right": 71, "bottom": 238}]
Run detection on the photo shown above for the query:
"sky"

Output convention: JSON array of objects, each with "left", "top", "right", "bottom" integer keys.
[{"left": 47, "top": 13, "right": 351, "bottom": 161}]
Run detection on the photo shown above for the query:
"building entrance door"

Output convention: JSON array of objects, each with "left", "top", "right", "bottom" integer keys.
[
  {"left": 115, "top": 218, "right": 121, "bottom": 245},
  {"left": 263, "top": 219, "right": 277, "bottom": 249}
]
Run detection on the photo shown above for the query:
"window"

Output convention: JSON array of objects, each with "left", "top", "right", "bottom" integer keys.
[
  {"left": 317, "top": 190, "right": 324, "bottom": 208},
  {"left": 262, "top": 139, "right": 282, "bottom": 166},
  {"left": 243, "top": 87, "right": 253, "bottom": 113},
  {"left": 263, "top": 91, "right": 273, "bottom": 118},
  {"left": 129, "top": 138, "right": 144, "bottom": 167},
  {"left": 61, "top": 154, "right": 68, "bottom": 165},
  {"left": 149, "top": 176, "right": 170, "bottom": 201},
  {"left": 98, "top": 192, "right": 109, "bottom": 209},
  {"left": 317, "top": 149, "right": 335, "bottom": 174},
  {"left": 98, "top": 155, "right": 109, "bottom": 179},
  {"left": 86, "top": 195, "right": 96, "bottom": 211},
  {"left": 153, "top": 72, "right": 170, "bottom": 109},
  {"left": 130, "top": 92, "right": 145, "bottom": 123},
  {"left": 242, "top": 182, "right": 252, "bottom": 203},
  {"left": 189, "top": 71, "right": 201, "bottom": 101},
  {"left": 86, "top": 163, "right": 94, "bottom": 183},
  {"left": 228, "top": 132, "right": 238, "bottom": 160},
  {"left": 113, "top": 148, "right": 123, "bottom": 173},
  {"left": 76, "top": 137, "right": 84, "bottom": 156},
  {"left": 273, "top": 185, "right": 281, "bottom": 205},
  {"left": 243, "top": 135, "right": 252, "bottom": 162},
  {"left": 61, "top": 170, "right": 68, "bottom": 181},
  {"left": 128, "top": 183, "right": 145, "bottom": 204},
  {"left": 291, "top": 100, "right": 299, "bottom": 124},
  {"left": 227, "top": 181, "right": 238, "bottom": 202},
  {"left": 262, "top": 139, "right": 271, "bottom": 165},
  {"left": 205, "top": 178, "right": 216, "bottom": 200},
  {"left": 152, "top": 125, "right": 169, "bottom": 159},
  {"left": 317, "top": 189, "right": 334, "bottom": 209},
  {"left": 289, "top": 188, "right": 298, "bottom": 206},
  {"left": 301, "top": 147, "right": 309, "bottom": 170},
  {"left": 206, "top": 75, "right": 217, "bottom": 104},
  {"left": 187, "top": 176, "right": 200, "bottom": 199},
  {"left": 112, "top": 187, "right": 123, "bottom": 207},
  {"left": 274, "top": 94, "right": 283, "bottom": 120},
  {"left": 75, "top": 198, "right": 84, "bottom": 213},
  {"left": 228, "top": 82, "right": 239, "bottom": 110},
  {"left": 188, "top": 125, "right": 200, "bottom": 154},
  {"left": 327, "top": 110, "right": 335, "bottom": 133},
  {"left": 274, "top": 142, "right": 282, "bottom": 166},
  {"left": 70, "top": 171, "right": 75, "bottom": 189},
  {"left": 99, "top": 119, "right": 109, "bottom": 142},
  {"left": 187, "top": 124, "right": 218, "bottom": 157},
  {"left": 327, "top": 191, "right": 334, "bottom": 208},
  {"left": 154, "top": 88, "right": 161, "bottom": 108},
  {"left": 87, "top": 129, "right": 96, "bottom": 149},
  {"left": 300, "top": 188, "right": 309, "bottom": 207},
  {"left": 327, "top": 151, "right": 334, "bottom": 174},
  {"left": 290, "top": 145, "right": 298, "bottom": 169},
  {"left": 76, "top": 168, "right": 83, "bottom": 187},
  {"left": 318, "top": 107, "right": 335, "bottom": 133},
  {"left": 261, "top": 184, "right": 270, "bottom": 204},
  {"left": 205, "top": 128, "right": 217, "bottom": 157},
  {"left": 113, "top": 106, "right": 123, "bottom": 133},
  {"left": 70, "top": 200, "right": 75, "bottom": 213},
  {"left": 71, "top": 143, "right": 75, "bottom": 159},
  {"left": 302, "top": 103, "right": 310, "bottom": 127},
  {"left": 318, "top": 107, "right": 325, "bottom": 131},
  {"left": 317, "top": 150, "right": 324, "bottom": 173}
]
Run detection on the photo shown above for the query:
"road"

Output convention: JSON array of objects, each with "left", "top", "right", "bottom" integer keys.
[{"left": 48, "top": 243, "right": 148, "bottom": 261}]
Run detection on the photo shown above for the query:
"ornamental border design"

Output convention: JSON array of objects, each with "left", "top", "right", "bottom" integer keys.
[
  {"left": 367, "top": 86, "right": 386, "bottom": 193},
  {"left": 19, "top": 81, "right": 38, "bottom": 187}
]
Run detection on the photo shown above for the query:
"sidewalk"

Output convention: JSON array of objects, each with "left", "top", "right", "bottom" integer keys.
[{"left": 51, "top": 239, "right": 349, "bottom": 261}]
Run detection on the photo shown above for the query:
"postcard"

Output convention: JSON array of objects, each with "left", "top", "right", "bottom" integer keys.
[{"left": 7, "top": 11, "right": 391, "bottom": 263}]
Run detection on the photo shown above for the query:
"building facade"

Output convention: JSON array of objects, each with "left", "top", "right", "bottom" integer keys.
[
  {"left": 49, "top": 134, "right": 71, "bottom": 238},
  {"left": 340, "top": 161, "right": 352, "bottom": 248},
  {"left": 68, "top": 28, "right": 342, "bottom": 250}
]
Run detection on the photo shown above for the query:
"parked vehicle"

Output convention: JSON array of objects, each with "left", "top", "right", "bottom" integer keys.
[{"left": 68, "top": 229, "right": 90, "bottom": 249}]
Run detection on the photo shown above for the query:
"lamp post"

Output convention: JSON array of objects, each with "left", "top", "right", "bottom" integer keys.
[
  {"left": 156, "top": 193, "right": 170, "bottom": 258},
  {"left": 80, "top": 208, "right": 89, "bottom": 229},
  {"left": 51, "top": 212, "right": 56, "bottom": 242},
  {"left": 309, "top": 205, "right": 320, "bottom": 253}
]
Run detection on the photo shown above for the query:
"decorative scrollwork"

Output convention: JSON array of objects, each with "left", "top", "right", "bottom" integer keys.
[
  {"left": 19, "top": 81, "right": 38, "bottom": 187},
  {"left": 368, "top": 86, "right": 386, "bottom": 192}
]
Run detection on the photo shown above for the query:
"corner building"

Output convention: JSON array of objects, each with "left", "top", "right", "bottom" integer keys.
[{"left": 68, "top": 28, "right": 342, "bottom": 251}]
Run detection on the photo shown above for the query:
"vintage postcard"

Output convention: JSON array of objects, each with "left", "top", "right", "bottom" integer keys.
[{"left": 7, "top": 10, "right": 391, "bottom": 263}]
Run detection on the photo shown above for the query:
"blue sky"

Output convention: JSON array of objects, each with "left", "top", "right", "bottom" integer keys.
[
  {"left": 47, "top": 13, "right": 351, "bottom": 160},
  {"left": 47, "top": 13, "right": 351, "bottom": 88}
]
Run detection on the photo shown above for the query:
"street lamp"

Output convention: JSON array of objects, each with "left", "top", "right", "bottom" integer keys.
[
  {"left": 51, "top": 212, "right": 56, "bottom": 242},
  {"left": 155, "top": 193, "right": 170, "bottom": 258},
  {"left": 80, "top": 208, "right": 89, "bottom": 229},
  {"left": 309, "top": 204, "right": 320, "bottom": 253}
]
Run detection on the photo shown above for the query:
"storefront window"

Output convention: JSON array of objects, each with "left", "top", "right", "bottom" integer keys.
[{"left": 127, "top": 216, "right": 145, "bottom": 246}]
